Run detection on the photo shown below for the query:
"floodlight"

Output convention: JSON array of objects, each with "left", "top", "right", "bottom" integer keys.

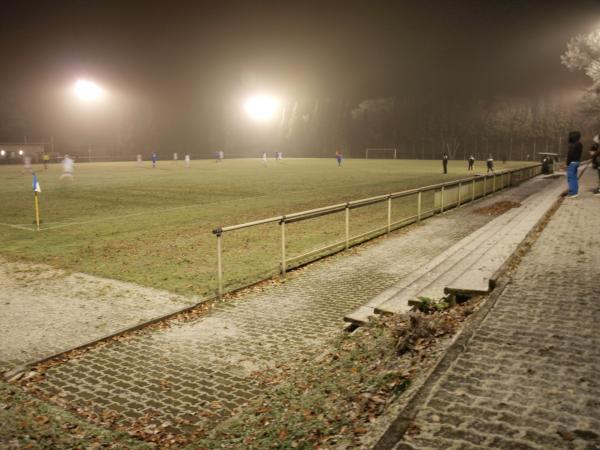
[
  {"left": 244, "top": 95, "right": 280, "bottom": 121},
  {"left": 0, "top": 150, "right": 5, "bottom": 156},
  {"left": 73, "top": 79, "right": 104, "bottom": 101},
  {"left": 18, "top": 150, "right": 24, "bottom": 155}
]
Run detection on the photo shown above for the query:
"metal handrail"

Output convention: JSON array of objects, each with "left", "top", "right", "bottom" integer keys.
[{"left": 212, "top": 163, "right": 542, "bottom": 297}]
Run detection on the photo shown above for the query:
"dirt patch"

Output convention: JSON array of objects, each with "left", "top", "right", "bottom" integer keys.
[
  {"left": 474, "top": 200, "right": 521, "bottom": 216},
  {"left": 0, "top": 256, "right": 201, "bottom": 374}
]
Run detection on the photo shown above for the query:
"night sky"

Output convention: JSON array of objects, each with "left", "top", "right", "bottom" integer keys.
[{"left": 1, "top": 0, "right": 599, "bottom": 151}]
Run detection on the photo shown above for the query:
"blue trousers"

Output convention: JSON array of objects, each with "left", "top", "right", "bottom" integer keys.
[{"left": 567, "top": 161, "right": 580, "bottom": 195}]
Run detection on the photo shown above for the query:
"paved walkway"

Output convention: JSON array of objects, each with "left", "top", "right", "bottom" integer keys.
[
  {"left": 24, "top": 176, "right": 560, "bottom": 437},
  {"left": 396, "top": 168, "right": 600, "bottom": 450}
]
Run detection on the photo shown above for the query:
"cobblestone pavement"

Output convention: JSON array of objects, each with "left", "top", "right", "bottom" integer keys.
[
  {"left": 26, "top": 177, "right": 559, "bottom": 438},
  {"left": 396, "top": 169, "right": 600, "bottom": 450},
  {"left": 0, "top": 258, "right": 199, "bottom": 373}
]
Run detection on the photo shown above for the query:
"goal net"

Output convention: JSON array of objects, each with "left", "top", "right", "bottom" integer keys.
[{"left": 365, "top": 147, "right": 397, "bottom": 159}]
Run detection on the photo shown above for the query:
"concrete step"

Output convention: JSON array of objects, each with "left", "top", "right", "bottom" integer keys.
[
  {"left": 374, "top": 195, "right": 544, "bottom": 315},
  {"left": 445, "top": 182, "right": 564, "bottom": 296},
  {"left": 344, "top": 194, "right": 531, "bottom": 323}
]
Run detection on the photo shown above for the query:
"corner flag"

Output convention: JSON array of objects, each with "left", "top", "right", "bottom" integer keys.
[
  {"left": 32, "top": 172, "right": 41, "bottom": 230},
  {"left": 33, "top": 172, "right": 42, "bottom": 193}
]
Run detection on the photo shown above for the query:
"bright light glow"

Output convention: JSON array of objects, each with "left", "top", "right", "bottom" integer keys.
[
  {"left": 0, "top": 150, "right": 5, "bottom": 156},
  {"left": 244, "top": 95, "right": 280, "bottom": 121},
  {"left": 18, "top": 150, "right": 24, "bottom": 155},
  {"left": 73, "top": 79, "right": 104, "bottom": 101}
]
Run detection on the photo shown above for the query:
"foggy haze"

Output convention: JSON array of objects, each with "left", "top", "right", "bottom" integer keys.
[{"left": 1, "top": 0, "right": 599, "bottom": 158}]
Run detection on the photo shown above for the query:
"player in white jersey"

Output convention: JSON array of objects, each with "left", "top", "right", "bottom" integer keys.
[
  {"left": 184, "top": 153, "right": 191, "bottom": 168},
  {"left": 60, "top": 155, "right": 74, "bottom": 179}
]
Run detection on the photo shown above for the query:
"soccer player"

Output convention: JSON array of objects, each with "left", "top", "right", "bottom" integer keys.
[
  {"left": 42, "top": 152, "right": 50, "bottom": 170},
  {"left": 185, "top": 153, "right": 191, "bottom": 168},
  {"left": 60, "top": 154, "right": 74, "bottom": 179},
  {"left": 151, "top": 152, "right": 157, "bottom": 168},
  {"left": 22, "top": 155, "right": 33, "bottom": 174},
  {"left": 442, "top": 152, "right": 449, "bottom": 174},
  {"left": 486, "top": 155, "right": 494, "bottom": 173},
  {"left": 468, "top": 154, "right": 475, "bottom": 171},
  {"left": 136, "top": 154, "right": 143, "bottom": 165},
  {"left": 173, "top": 152, "right": 178, "bottom": 162},
  {"left": 335, "top": 150, "right": 343, "bottom": 167},
  {"left": 219, "top": 151, "right": 224, "bottom": 162},
  {"left": 261, "top": 151, "right": 267, "bottom": 164}
]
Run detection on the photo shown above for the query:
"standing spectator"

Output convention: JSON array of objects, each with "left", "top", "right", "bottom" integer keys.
[
  {"left": 151, "top": 152, "right": 158, "bottom": 168},
  {"left": 442, "top": 152, "right": 449, "bottom": 174},
  {"left": 486, "top": 155, "right": 494, "bottom": 173},
  {"left": 589, "top": 134, "right": 600, "bottom": 195},
  {"left": 468, "top": 154, "right": 475, "bottom": 171},
  {"left": 335, "top": 150, "right": 343, "bottom": 167},
  {"left": 566, "top": 131, "right": 582, "bottom": 198}
]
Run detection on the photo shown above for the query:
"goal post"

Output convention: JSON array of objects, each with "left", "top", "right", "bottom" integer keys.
[{"left": 365, "top": 147, "right": 397, "bottom": 159}]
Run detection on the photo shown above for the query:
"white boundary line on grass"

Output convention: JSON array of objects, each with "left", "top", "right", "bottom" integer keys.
[{"left": 0, "top": 222, "right": 36, "bottom": 231}]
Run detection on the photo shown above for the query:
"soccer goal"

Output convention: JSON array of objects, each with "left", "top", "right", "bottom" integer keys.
[{"left": 365, "top": 147, "right": 397, "bottom": 159}]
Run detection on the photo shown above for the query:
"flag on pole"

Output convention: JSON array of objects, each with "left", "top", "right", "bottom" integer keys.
[{"left": 32, "top": 172, "right": 41, "bottom": 193}]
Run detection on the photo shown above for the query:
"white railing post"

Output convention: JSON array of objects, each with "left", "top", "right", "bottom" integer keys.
[
  {"left": 345, "top": 203, "right": 350, "bottom": 250},
  {"left": 280, "top": 217, "right": 286, "bottom": 276},
  {"left": 492, "top": 174, "right": 496, "bottom": 193},
  {"left": 440, "top": 186, "right": 445, "bottom": 213},
  {"left": 214, "top": 228, "right": 223, "bottom": 299},
  {"left": 417, "top": 191, "right": 422, "bottom": 222},
  {"left": 387, "top": 195, "right": 392, "bottom": 235},
  {"left": 472, "top": 178, "right": 476, "bottom": 202},
  {"left": 457, "top": 182, "right": 462, "bottom": 207},
  {"left": 483, "top": 175, "right": 487, "bottom": 196}
]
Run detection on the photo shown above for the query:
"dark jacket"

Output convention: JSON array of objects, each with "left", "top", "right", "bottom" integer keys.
[
  {"left": 591, "top": 142, "right": 600, "bottom": 168},
  {"left": 566, "top": 131, "right": 582, "bottom": 165}
]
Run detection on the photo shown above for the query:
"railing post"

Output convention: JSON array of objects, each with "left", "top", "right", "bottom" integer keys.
[
  {"left": 387, "top": 195, "right": 392, "bottom": 235},
  {"left": 417, "top": 191, "right": 422, "bottom": 222},
  {"left": 457, "top": 182, "right": 462, "bottom": 207},
  {"left": 440, "top": 186, "right": 445, "bottom": 213},
  {"left": 280, "top": 217, "right": 286, "bottom": 276},
  {"left": 472, "top": 178, "right": 475, "bottom": 202},
  {"left": 492, "top": 174, "right": 496, "bottom": 193},
  {"left": 483, "top": 175, "right": 487, "bottom": 196},
  {"left": 345, "top": 203, "right": 350, "bottom": 250},
  {"left": 214, "top": 228, "right": 223, "bottom": 299}
]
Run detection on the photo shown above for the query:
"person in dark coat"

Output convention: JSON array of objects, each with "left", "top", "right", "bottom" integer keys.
[
  {"left": 467, "top": 154, "right": 475, "bottom": 171},
  {"left": 486, "top": 155, "right": 494, "bottom": 173},
  {"left": 589, "top": 134, "right": 600, "bottom": 195},
  {"left": 566, "top": 131, "right": 582, "bottom": 198},
  {"left": 442, "top": 152, "right": 449, "bottom": 174}
]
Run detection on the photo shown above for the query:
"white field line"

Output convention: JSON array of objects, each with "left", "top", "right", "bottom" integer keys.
[
  {"left": 0, "top": 222, "right": 36, "bottom": 231},
  {"left": 30, "top": 194, "right": 270, "bottom": 231}
]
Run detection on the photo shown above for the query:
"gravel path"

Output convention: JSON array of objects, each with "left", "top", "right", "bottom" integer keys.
[{"left": 0, "top": 260, "right": 199, "bottom": 373}]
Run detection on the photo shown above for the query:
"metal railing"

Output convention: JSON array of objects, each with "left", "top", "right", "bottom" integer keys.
[{"left": 212, "top": 164, "right": 542, "bottom": 297}]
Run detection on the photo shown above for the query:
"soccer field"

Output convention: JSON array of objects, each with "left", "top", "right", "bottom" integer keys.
[{"left": 0, "top": 158, "right": 534, "bottom": 297}]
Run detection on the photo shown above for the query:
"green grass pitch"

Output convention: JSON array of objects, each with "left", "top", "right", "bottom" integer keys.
[{"left": 0, "top": 158, "right": 533, "bottom": 297}]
